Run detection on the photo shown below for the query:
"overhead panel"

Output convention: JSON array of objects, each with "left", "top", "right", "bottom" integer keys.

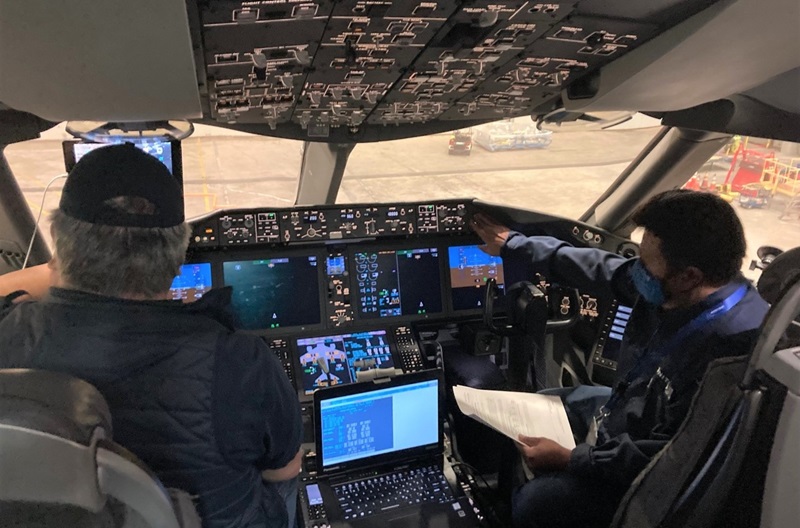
[
  {"left": 193, "top": 0, "right": 727, "bottom": 141},
  {"left": 304, "top": 1, "right": 460, "bottom": 134},
  {"left": 200, "top": 0, "right": 335, "bottom": 128},
  {"left": 373, "top": 2, "right": 572, "bottom": 125}
]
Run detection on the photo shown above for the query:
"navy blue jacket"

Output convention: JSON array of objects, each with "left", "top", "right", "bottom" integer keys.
[
  {"left": 502, "top": 233, "right": 769, "bottom": 487},
  {"left": 0, "top": 287, "right": 302, "bottom": 527}
]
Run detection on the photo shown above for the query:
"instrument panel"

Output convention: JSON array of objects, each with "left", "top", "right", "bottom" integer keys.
[{"left": 183, "top": 198, "right": 635, "bottom": 396}]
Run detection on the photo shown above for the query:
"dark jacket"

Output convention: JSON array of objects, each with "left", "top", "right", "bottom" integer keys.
[
  {"left": 0, "top": 287, "right": 302, "bottom": 528},
  {"left": 502, "top": 233, "right": 769, "bottom": 487}
]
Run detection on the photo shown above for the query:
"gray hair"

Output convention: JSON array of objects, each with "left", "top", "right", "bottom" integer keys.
[{"left": 50, "top": 197, "right": 190, "bottom": 298}]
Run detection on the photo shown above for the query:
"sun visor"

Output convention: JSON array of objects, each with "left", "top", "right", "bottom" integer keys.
[{"left": 0, "top": 0, "right": 201, "bottom": 122}]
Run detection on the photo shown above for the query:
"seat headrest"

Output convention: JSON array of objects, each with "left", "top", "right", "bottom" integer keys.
[
  {"left": 757, "top": 247, "right": 800, "bottom": 305},
  {"left": 0, "top": 369, "right": 112, "bottom": 445}
]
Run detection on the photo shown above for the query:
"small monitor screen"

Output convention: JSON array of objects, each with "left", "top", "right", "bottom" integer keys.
[
  {"left": 68, "top": 140, "right": 175, "bottom": 174},
  {"left": 296, "top": 330, "right": 396, "bottom": 395},
  {"left": 602, "top": 304, "right": 633, "bottom": 363},
  {"left": 354, "top": 248, "right": 442, "bottom": 319},
  {"left": 319, "top": 378, "right": 439, "bottom": 468},
  {"left": 448, "top": 245, "right": 505, "bottom": 311},
  {"left": 223, "top": 256, "right": 321, "bottom": 330},
  {"left": 170, "top": 263, "right": 213, "bottom": 302},
  {"left": 326, "top": 255, "right": 346, "bottom": 276},
  {"left": 306, "top": 484, "right": 323, "bottom": 506}
]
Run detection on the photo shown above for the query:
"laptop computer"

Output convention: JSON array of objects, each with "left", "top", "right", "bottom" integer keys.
[{"left": 308, "top": 369, "right": 479, "bottom": 528}]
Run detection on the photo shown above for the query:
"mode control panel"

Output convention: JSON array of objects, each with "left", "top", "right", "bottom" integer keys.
[
  {"left": 416, "top": 204, "right": 440, "bottom": 233},
  {"left": 255, "top": 212, "right": 281, "bottom": 243},
  {"left": 281, "top": 209, "right": 329, "bottom": 242},
  {"left": 327, "top": 205, "right": 416, "bottom": 238},
  {"left": 437, "top": 203, "right": 469, "bottom": 233},
  {"left": 324, "top": 247, "right": 354, "bottom": 327},
  {"left": 220, "top": 213, "right": 256, "bottom": 245},
  {"left": 188, "top": 199, "right": 473, "bottom": 249},
  {"left": 416, "top": 202, "right": 469, "bottom": 234},
  {"left": 373, "top": 205, "right": 416, "bottom": 236}
]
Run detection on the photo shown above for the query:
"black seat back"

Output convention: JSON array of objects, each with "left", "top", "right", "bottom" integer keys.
[
  {"left": 611, "top": 275, "right": 800, "bottom": 528},
  {"left": 0, "top": 369, "right": 199, "bottom": 528}
]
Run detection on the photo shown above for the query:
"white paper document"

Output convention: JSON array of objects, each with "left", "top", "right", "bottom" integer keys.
[{"left": 452, "top": 385, "right": 576, "bottom": 449}]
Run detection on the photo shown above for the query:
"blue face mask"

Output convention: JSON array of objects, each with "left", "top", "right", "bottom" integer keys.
[{"left": 631, "top": 259, "right": 668, "bottom": 306}]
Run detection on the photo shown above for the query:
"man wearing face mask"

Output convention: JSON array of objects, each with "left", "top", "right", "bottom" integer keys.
[{"left": 471, "top": 189, "right": 769, "bottom": 528}]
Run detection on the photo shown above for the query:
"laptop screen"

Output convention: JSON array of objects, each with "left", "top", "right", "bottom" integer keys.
[{"left": 317, "top": 376, "right": 440, "bottom": 471}]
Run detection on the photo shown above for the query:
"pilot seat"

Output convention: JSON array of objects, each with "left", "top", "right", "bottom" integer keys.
[{"left": 0, "top": 369, "right": 201, "bottom": 528}]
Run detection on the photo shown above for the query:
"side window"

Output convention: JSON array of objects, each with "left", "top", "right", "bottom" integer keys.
[
  {"left": 686, "top": 136, "right": 800, "bottom": 279},
  {"left": 4, "top": 124, "right": 303, "bottom": 249}
]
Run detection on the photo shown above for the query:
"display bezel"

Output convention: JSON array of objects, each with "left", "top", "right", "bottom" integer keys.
[
  {"left": 348, "top": 240, "right": 447, "bottom": 324},
  {"left": 314, "top": 369, "right": 444, "bottom": 476},
  {"left": 169, "top": 262, "right": 214, "bottom": 303},
  {"left": 444, "top": 238, "right": 507, "bottom": 316},
  {"left": 293, "top": 327, "right": 401, "bottom": 398},
  {"left": 219, "top": 248, "right": 327, "bottom": 335}
]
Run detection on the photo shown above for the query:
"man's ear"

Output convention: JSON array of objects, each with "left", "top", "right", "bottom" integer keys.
[{"left": 678, "top": 266, "right": 705, "bottom": 291}]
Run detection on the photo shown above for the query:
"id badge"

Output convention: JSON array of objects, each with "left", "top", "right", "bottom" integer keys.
[
  {"left": 586, "top": 417, "right": 599, "bottom": 446},
  {"left": 587, "top": 407, "right": 608, "bottom": 446}
]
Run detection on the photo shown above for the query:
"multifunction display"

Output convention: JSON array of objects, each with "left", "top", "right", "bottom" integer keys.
[
  {"left": 354, "top": 247, "right": 442, "bottom": 318},
  {"left": 448, "top": 244, "right": 504, "bottom": 311},
  {"left": 296, "top": 330, "right": 396, "bottom": 395},
  {"left": 223, "top": 256, "right": 321, "bottom": 330},
  {"left": 169, "top": 263, "right": 213, "bottom": 302}
]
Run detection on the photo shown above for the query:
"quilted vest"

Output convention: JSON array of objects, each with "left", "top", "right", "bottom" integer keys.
[{"left": 0, "top": 288, "right": 287, "bottom": 527}]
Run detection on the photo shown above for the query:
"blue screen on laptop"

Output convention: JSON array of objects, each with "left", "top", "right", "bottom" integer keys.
[{"left": 319, "top": 379, "right": 439, "bottom": 468}]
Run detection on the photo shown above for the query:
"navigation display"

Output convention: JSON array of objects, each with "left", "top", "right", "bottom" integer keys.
[
  {"left": 296, "top": 330, "right": 396, "bottom": 395},
  {"left": 223, "top": 256, "right": 321, "bottom": 330},
  {"left": 354, "top": 248, "right": 442, "bottom": 319},
  {"left": 448, "top": 245, "right": 505, "bottom": 311},
  {"left": 170, "top": 263, "right": 212, "bottom": 302}
]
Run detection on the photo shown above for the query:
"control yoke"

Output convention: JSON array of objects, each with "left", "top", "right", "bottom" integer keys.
[
  {"left": 482, "top": 278, "right": 580, "bottom": 390},
  {"left": 482, "top": 279, "right": 580, "bottom": 335}
]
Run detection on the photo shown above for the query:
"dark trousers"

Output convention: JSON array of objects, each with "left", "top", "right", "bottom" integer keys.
[
  {"left": 511, "top": 385, "right": 617, "bottom": 528},
  {"left": 512, "top": 471, "right": 628, "bottom": 528}
]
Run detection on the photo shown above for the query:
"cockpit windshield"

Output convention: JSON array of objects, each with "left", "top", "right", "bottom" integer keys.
[{"left": 7, "top": 118, "right": 800, "bottom": 275}]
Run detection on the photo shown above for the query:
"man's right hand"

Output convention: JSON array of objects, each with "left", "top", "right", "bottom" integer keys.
[
  {"left": 516, "top": 434, "right": 572, "bottom": 472},
  {"left": 470, "top": 213, "right": 510, "bottom": 256}
]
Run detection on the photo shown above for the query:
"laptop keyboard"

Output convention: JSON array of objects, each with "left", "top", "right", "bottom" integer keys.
[{"left": 333, "top": 464, "right": 455, "bottom": 520}]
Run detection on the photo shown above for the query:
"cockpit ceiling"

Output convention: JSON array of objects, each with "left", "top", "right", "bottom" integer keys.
[
  {"left": 2, "top": 0, "right": 799, "bottom": 143},
  {"left": 194, "top": 0, "right": 722, "bottom": 141}
]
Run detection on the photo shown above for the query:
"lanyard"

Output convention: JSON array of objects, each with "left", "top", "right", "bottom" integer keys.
[{"left": 598, "top": 284, "right": 748, "bottom": 418}]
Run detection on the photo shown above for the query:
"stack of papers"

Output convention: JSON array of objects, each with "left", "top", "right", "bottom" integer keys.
[{"left": 452, "top": 385, "right": 575, "bottom": 449}]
